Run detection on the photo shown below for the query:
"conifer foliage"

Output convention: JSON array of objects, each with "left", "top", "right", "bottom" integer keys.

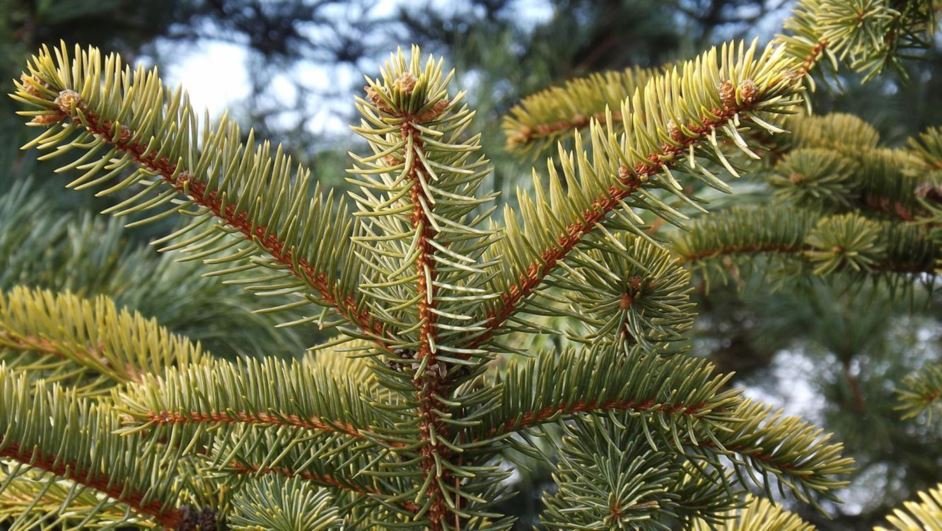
[{"left": 2, "top": 0, "right": 940, "bottom": 529}]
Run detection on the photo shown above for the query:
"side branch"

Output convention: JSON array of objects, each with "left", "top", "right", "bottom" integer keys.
[
  {"left": 897, "top": 362, "right": 942, "bottom": 421},
  {"left": 478, "top": 397, "right": 708, "bottom": 442},
  {"left": 117, "top": 357, "right": 395, "bottom": 447},
  {"left": 502, "top": 65, "right": 660, "bottom": 154},
  {"left": 0, "top": 286, "right": 204, "bottom": 392},
  {"left": 678, "top": 243, "right": 935, "bottom": 274},
  {"left": 482, "top": 39, "right": 835, "bottom": 345},
  {"left": 673, "top": 208, "right": 939, "bottom": 277},
  {"left": 509, "top": 110, "right": 623, "bottom": 150},
  {"left": 475, "top": 82, "right": 765, "bottom": 346},
  {"left": 794, "top": 38, "right": 828, "bottom": 80},
  {"left": 67, "top": 102, "right": 381, "bottom": 339},
  {"left": 145, "top": 410, "right": 368, "bottom": 441},
  {"left": 471, "top": 346, "right": 739, "bottom": 444},
  {"left": 228, "top": 462, "right": 419, "bottom": 513},
  {"left": 0, "top": 331, "right": 117, "bottom": 376},
  {"left": 0, "top": 443, "right": 182, "bottom": 527},
  {"left": 476, "top": 177, "right": 643, "bottom": 347},
  {"left": 704, "top": 398, "right": 854, "bottom": 502}
]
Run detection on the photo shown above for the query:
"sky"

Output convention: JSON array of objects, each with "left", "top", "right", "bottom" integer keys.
[
  {"left": 158, "top": 0, "right": 555, "bottom": 135},
  {"left": 164, "top": 40, "right": 251, "bottom": 117}
]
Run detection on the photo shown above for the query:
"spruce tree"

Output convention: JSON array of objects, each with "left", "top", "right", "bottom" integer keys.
[{"left": 1, "top": 0, "right": 939, "bottom": 529}]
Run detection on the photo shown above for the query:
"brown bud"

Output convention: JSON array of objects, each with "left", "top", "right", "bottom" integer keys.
[
  {"left": 394, "top": 72, "right": 417, "bottom": 94},
  {"left": 29, "top": 112, "right": 66, "bottom": 126},
  {"left": 666, "top": 120, "right": 684, "bottom": 143},
  {"left": 416, "top": 98, "right": 449, "bottom": 122},
  {"left": 365, "top": 84, "right": 379, "bottom": 103},
  {"left": 619, "top": 292, "right": 634, "bottom": 310},
  {"left": 54, "top": 89, "right": 81, "bottom": 114},
  {"left": 719, "top": 80, "right": 736, "bottom": 110},
  {"left": 365, "top": 85, "right": 394, "bottom": 113},
  {"left": 739, "top": 79, "right": 758, "bottom": 104},
  {"left": 19, "top": 73, "right": 44, "bottom": 97},
  {"left": 508, "top": 129, "right": 530, "bottom": 147},
  {"left": 118, "top": 125, "right": 132, "bottom": 144}
]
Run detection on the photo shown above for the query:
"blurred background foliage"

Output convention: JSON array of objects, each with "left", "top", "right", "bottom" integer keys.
[{"left": 0, "top": 1, "right": 940, "bottom": 528}]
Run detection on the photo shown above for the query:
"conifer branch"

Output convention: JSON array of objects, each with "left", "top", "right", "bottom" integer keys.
[
  {"left": 117, "top": 356, "right": 387, "bottom": 443},
  {"left": 707, "top": 398, "right": 854, "bottom": 505},
  {"left": 0, "top": 369, "right": 186, "bottom": 528},
  {"left": 6, "top": 28, "right": 916, "bottom": 526},
  {"left": 0, "top": 180, "right": 310, "bottom": 356},
  {"left": 673, "top": 206, "right": 939, "bottom": 282},
  {"left": 475, "top": 347, "right": 853, "bottom": 503},
  {"left": 213, "top": 424, "right": 422, "bottom": 516},
  {"left": 0, "top": 286, "right": 204, "bottom": 395},
  {"left": 502, "top": 1, "right": 938, "bottom": 158},
  {"left": 539, "top": 415, "right": 738, "bottom": 528},
  {"left": 372, "top": 61, "right": 453, "bottom": 524},
  {"left": 691, "top": 495, "right": 814, "bottom": 531},
  {"left": 471, "top": 345, "right": 739, "bottom": 443},
  {"left": 227, "top": 462, "right": 419, "bottom": 514},
  {"left": 909, "top": 125, "right": 942, "bottom": 174},
  {"left": 771, "top": 148, "right": 924, "bottom": 221},
  {"left": 779, "top": 0, "right": 939, "bottom": 82},
  {"left": 542, "top": 234, "right": 695, "bottom": 350},
  {"left": 770, "top": 114, "right": 940, "bottom": 222},
  {"left": 11, "top": 43, "right": 383, "bottom": 341},
  {"left": 788, "top": 112, "right": 883, "bottom": 151},
  {"left": 897, "top": 361, "right": 942, "bottom": 421},
  {"left": 471, "top": 41, "right": 804, "bottom": 347},
  {"left": 0, "top": 444, "right": 183, "bottom": 527},
  {"left": 221, "top": 436, "right": 424, "bottom": 520},
  {"left": 675, "top": 113, "right": 941, "bottom": 292},
  {"left": 875, "top": 483, "right": 942, "bottom": 531},
  {"left": 531, "top": 397, "right": 853, "bottom": 509},
  {"left": 401, "top": 107, "right": 453, "bottom": 531},
  {"left": 0, "top": 469, "right": 163, "bottom": 529},
  {"left": 350, "top": 48, "right": 504, "bottom": 529},
  {"left": 502, "top": 66, "right": 661, "bottom": 155},
  {"left": 228, "top": 476, "right": 343, "bottom": 530}
]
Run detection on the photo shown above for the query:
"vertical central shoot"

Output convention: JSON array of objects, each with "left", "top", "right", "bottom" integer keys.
[{"left": 350, "top": 47, "right": 498, "bottom": 529}]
